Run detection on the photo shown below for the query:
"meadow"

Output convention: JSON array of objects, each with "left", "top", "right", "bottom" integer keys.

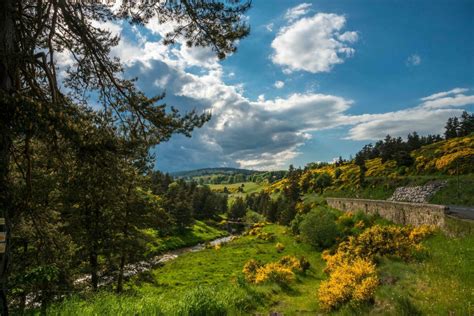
[{"left": 37, "top": 219, "right": 474, "bottom": 315}]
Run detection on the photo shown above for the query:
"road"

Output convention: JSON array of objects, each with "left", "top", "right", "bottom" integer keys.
[{"left": 446, "top": 205, "right": 474, "bottom": 220}]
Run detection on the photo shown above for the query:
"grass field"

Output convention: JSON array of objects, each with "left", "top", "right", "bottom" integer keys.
[
  {"left": 208, "top": 181, "right": 264, "bottom": 194},
  {"left": 141, "top": 220, "right": 228, "bottom": 256},
  {"left": 209, "top": 181, "right": 265, "bottom": 203},
  {"left": 39, "top": 222, "right": 474, "bottom": 315}
]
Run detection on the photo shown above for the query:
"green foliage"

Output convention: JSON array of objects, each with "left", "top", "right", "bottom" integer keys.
[
  {"left": 299, "top": 208, "right": 340, "bottom": 249},
  {"left": 244, "top": 210, "right": 266, "bottom": 225},
  {"left": 336, "top": 211, "right": 373, "bottom": 238},
  {"left": 33, "top": 223, "right": 474, "bottom": 315},
  {"left": 395, "top": 297, "right": 422, "bottom": 316},
  {"left": 290, "top": 213, "right": 304, "bottom": 235},
  {"left": 429, "top": 174, "right": 474, "bottom": 206},
  {"left": 228, "top": 197, "right": 247, "bottom": 220},
  {"left": 314, "top": 172, "right": 333, "bottom": 193},
  {"left": 176, "top": 286, "right": 226, "bottom": 316}
]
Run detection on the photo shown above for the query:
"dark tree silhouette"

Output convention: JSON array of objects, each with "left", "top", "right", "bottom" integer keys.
[{"left": 0, "top": 1, "right": 250, "bottom": 313}]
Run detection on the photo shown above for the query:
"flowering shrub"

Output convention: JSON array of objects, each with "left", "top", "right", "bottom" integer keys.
[
  {"left": 242, "top": 259, "right": 262, "bottom": 283},
  {"left": 365, "top": 158, "right": 397, "bottom": 177},
  {"left": 254, "top": 262, "right": 295, "bottom": 285},
  {"left": 318, "top": 258, "right": 378, "bottom": 311},
  {"left": 319, "top": 224, "right": 435, "bottom": 310},
  {"left": 409, "top": 225, "right": 436, "bottom": 243},
  {"left": 246, "top": 227, "right": 261, "bottom": 236},
  {"left": 275, "top": 242, "right": 285, "bottom": 253},
  {"left": 257, "top": 232, "right": 275, "bottom": 241},
  {"left": 252, "top": 222, "right": 267, "bottom": 229},
  {"left": 246, "top": 225, "right": 275, "bottom": 241},
  {"left": 413, "top": 135, "right": 474, "bottom": 174},
  {"left": 243, "top": 256, "right": 307, "bottom": 285},
  {"left": 278, "top": 255, "right": 301, "bottom": 272}
]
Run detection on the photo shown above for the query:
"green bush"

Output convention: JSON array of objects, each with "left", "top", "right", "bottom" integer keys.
[
  {"left": 244, "top": 210, "right": 265, "bottom": 224},
  {"left": 289, "top": 213, "right": 304, "bottom": 235},
  {"left": 299, "top": 208, "right": 340, "bottom": 249},
  {"left": 336, "top": 211, "right": 372, "bottom": 238}
]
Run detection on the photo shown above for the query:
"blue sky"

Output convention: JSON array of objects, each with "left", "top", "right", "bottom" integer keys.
[{"left": 85, "top": 0, "right": 474, "bottom": 172}]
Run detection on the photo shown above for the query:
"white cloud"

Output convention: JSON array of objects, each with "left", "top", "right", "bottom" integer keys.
[
  {"left": 274, "top": 80, "right": 285, "bottom": 89},
  {"left": 406, "top": 54, "right": 421, "bottom": 66},
  {"left": 284, "top": 3, "right": 312, "bottom": 22},
  {"left": 271, "top": 13, "right": 358, "bottom": 73},
  {"left": 67, "top": 16, "right": 473, "bottom": 171},
  {"left": 421, "top": 88, "right": 469, "bottom": 101},
  {"left": 345, "top": 88, "right": 474, "bottom": 140},
  {"left": 265, "top": 23, "right": 274, "bottom": 32}
]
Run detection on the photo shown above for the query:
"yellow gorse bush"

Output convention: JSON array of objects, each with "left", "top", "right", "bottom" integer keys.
[
  {"left": 318, "top": 258, "right": 378, "bottom": 310},
  {"left": 254, "top": 262, "right": 295, "bottom": 284},
  {"left": 278, "top": 255, "right": 302, "bottom": 272},
  {"left": 275, "top": 242, "right": 285, "bottom": 253},
  {"left": 246, "top": 224, "right": 275, "bottom": 241},
  {"left": 242, "top": 259, "right": 261, "bottom": 283},
  {"left": 413, "top": 134, "right": 474, "bottom": 174},
  {"left": 365, "top": 158, "right": 397, "bottom": 177},
  {"left": 319, "top": 224, "right": 435, "bottom": 310},
  {"left": 243, "top": 255, "right": 307, "bottom": 285},
  {"left": 409, "top": 225, "right": 436, "bottom": 243}
]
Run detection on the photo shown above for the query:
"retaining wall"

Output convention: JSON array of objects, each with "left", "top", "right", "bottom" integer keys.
[{"left": 326, "top": 198, "right": 447, "bottom": 228}]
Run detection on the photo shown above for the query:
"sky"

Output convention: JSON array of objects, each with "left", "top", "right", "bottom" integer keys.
[{"left": 82, "top": 0, "right": 474, "bottom": 172}]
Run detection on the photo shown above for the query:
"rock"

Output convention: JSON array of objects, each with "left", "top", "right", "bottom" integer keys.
[{"left": 388, "top": 181, "right": 447, "bottom": 203}]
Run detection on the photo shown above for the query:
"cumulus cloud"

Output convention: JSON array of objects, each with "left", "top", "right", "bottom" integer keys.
[
  {"left": 61, "top": 15, "right": 473, "bottom": 171},
  {"left": 274, "top": 80, "right": 285, "bottom": 89},
  {"left": 345, "top": 88, "right": 474, "bottom": 140},
  {"left": 406, "top": 54, "right": 421, "bottom": 66},
  {"left": 271, "top": 13, "right": 358, "bottom": 73},
  {"left": 284, "top": 3, "right": 312, "bottom": 22}
]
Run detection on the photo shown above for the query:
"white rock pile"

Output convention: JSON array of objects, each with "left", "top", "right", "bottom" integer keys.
[{"left": 388, "top": 181, "right": 447, "bottom": 203}]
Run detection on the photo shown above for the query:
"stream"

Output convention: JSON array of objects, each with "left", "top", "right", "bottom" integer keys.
[
  {"left": 26, "top": 235, "right": 236, "bottom": 308},
  {"left": 74, "top": 235, "right": 236, "bottom": 287}
]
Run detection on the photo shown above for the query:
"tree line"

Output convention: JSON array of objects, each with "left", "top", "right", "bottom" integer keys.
[
  {"left": 354, "top": 111, "right": 473, "bottom": 169},
  {"left": 9, "top": 125, "right": 229, "bottom": 311},
  {"left": 228, "top": 165, "right": 304, "bottom": 227}
]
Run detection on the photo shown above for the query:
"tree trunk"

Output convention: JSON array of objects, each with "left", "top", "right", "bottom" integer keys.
[
  {"left": 116, "top": 251, "right": 126, "bottom": 293},
  {"left": 90, "top": 250, "right": 98, "bottom": 291},
  {"left": 0, "top": 0, "right": 17, "bottom": 314},
  {"left": 117, "top": 186, "right": 132, "bottom": 293}
]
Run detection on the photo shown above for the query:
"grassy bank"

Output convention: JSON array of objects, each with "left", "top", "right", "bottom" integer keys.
[
  {"left": 35, "top": 221, "right": 474, "bottom": 315},
  {"left": 142, "top": 220, "right": 228, "bottom": 256},
  {"left": 374, "top": 232, "right": 474, "bottom": 315}
]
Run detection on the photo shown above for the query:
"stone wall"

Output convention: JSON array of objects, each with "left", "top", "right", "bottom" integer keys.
[
  {"left": 388, "top": 181, "right": 447, "bottom": 203},
  {"left": 326, "top": 197, "right": 447, "bottom": 228}
]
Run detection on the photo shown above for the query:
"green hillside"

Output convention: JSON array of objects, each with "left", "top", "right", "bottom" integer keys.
[{"left": 268, "top": 134, "right": 474, "bottom": 206}]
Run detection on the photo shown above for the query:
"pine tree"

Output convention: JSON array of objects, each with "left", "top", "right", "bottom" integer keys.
[
  {"left": 444, "top": 118, "right": 457, "bottom": 139},
  {"left": 459, "top": 111, "right": 474, "bottom": 136}
]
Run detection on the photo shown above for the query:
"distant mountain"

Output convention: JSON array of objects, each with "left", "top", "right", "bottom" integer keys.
[{"left": 171, "top": 167, "right": 261, "bottom": 178}]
